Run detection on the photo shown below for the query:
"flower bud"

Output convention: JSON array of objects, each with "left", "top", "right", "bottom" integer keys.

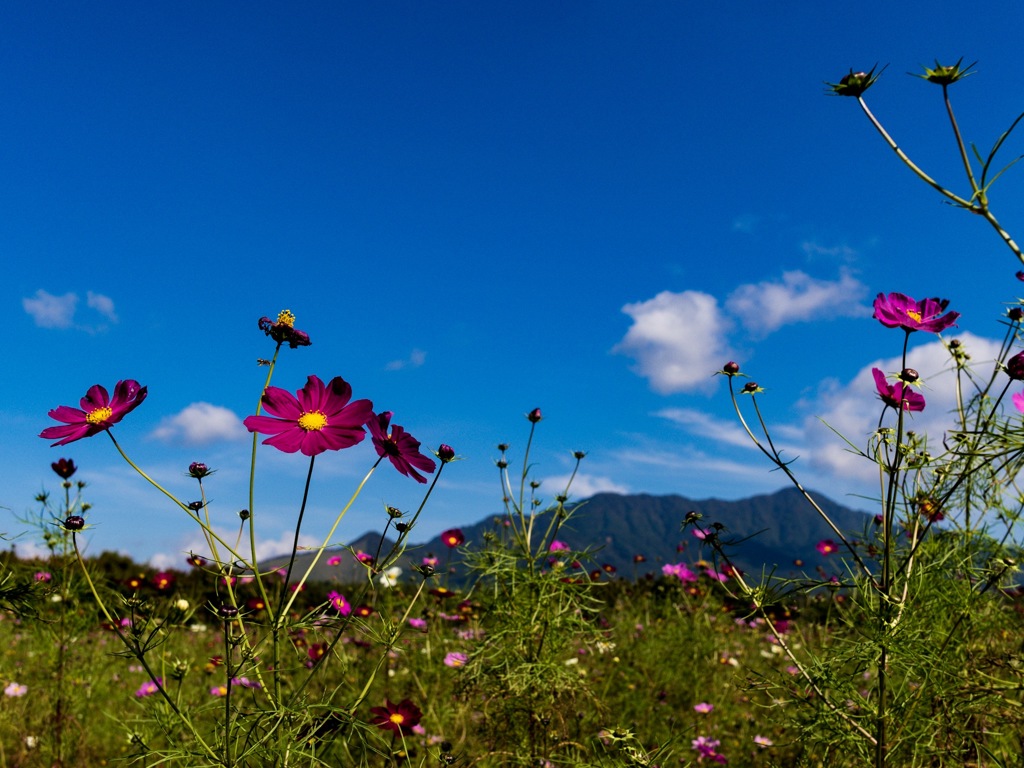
[
  {"left": 1008, "top": 351, "right": 1024, "bottom": 380},
  {"left": 741, "top": 382, "right": 761, "bottom": 394},
  {"left": 437, "top": 444, "right": 456, "bottom": 462},
  {"left": 188, "top": 501, "right": 205, "bottom": 511},
  {"left": 827, "top": 66, "right": 882, "bottom": 97},
  {"left": 497, "top": 443, "right": 509, "bottom": 452},
  {"left": 217, "top": 604, "right": 239, "bottom": 620},
  {"left": 1010, "top": 307, "right": 1023, "bottom": 322},
  {"left": 722, "top": 361, "right": 740, "bottom": 375},
  {"left": 188, "top": 462, "right": 212, "bottom": 479},
  {"left": 899, "top": 368, "right": 919, "bottom": 383},
  {"left": 63, "top": 515, "right": 85, "bottom": 531},
  {"left": 238, "top": 509, "right": 250, "bottom": 520},
  {"left": 915, "top": 58, "right": 975, "bottom": 86},
  {"left": 527, "top": 408, "right": 543, "bottom": 423}
]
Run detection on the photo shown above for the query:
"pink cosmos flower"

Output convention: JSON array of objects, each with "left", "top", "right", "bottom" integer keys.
[
  {"left": 40, "top": 380, "right": 148, "bottom": 446},
  {"left": 244, "top": 375, "right": 373, "bottom": 457},
  {"left": 408, "top": 617, "right": 427, "bottom": 630},
  {"left": 754, "top": 735, "right": 773, "bottom": 748},
  {"left": 1013, "top": 391, "right": 1024, "bottom": 413},
  {"left": 872, "top": 369, "right": 925, "bottom": 412},
  {"left": 816, "top": 539, "right": 838, "bottom": 556},
  {"left": 134, "top": 679, "right": 162, "bottom": 698},
  {"left": 4, "top": 682, "right": 27, "bottom": 697},
  {"left": 693, "top": 702, "right": 714, "bottom": 714},
  {"left": 872, "top": 292, "right": 959, "bottom": 333},
  {"left": 443, "top": 652, "right": 467, "bottom": 668},
  {"left": 368, "top": 411, "right": 436, "bottom": 483},
  {"left": 662, "top": 563, "right": 698, "bottom": 583},
  {"left": 327, "top": 591, "right": 351, "bottom": 616},
  {"left": 327, "top": 555, "right": 343, "bottom": 566},
  {"left": 548, "top": 540, "right": 570, "bottom": 552}
]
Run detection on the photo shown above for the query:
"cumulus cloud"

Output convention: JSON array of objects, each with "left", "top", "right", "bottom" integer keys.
[
  {"left": 614, "top": 290, "right": 733, "bottom": 394},
  {"left": 22, "top": 289, "right": 119, "bottom": 330},
  {"left": 150, "top": 403, "right": 246, "bottom": 445},
  {"left": 541, "top": 472, "right": 629, "bottom": 499},
  {"left": 801, "top": 332, "right": 1004, "bottom": 482},
  {"left": 23, "top": 290, "right": 78, "bottom": 328},
  {"left": 725, "top": 269, "right": 868, "bottom": 336},
  {"left": 87, "top": 291, "right": 118, "bottom": 322},
  {"left": 385, "top": 349, "right": 427, "bottom": 371}
]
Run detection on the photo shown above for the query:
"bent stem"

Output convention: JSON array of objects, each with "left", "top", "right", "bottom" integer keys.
[
  {"left": 727, "top": 377, "right": 877, "bottom": 584},
  {"left": 106, "top": 431, "right": 245, "bottom": 565}
]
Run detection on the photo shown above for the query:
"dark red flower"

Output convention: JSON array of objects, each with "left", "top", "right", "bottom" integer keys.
[
  {"left": 244, "top": 375, "right": 373, "bottom": 457},
  {"left": 41, "top": 380, "right": 148, "bottom": 446},
  {"left": 151, "top": 572, "right": 175, "bottom": 590},
  {"left": 437, "top": 444, "right": 456, "bottom": 463},
  {"left": 369, "top": 698, "right": 423, "bottom": 735},
  {"left": 51, "top": 458, "right": 77, "bottom": 479},
  {"left": 368, "top": 411, "right": 436, "bottom": 483},
  {"left": 440, "top": 529, "right": 464, "bottom": 548}
]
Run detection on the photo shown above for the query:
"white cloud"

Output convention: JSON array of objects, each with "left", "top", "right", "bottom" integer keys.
[
  {"left": 149, "top": 528, "right": 320, "bottom": 569},
  {"left": 614, "top": 290, "right": 733, "bottom": 394},
  {"left": 150, "top": 403, "right": 246, "bottom": 445},
  {"left": 87, "top": 291, "right": 118, "bottom": 322},
  {"left": 801, "top": 332, "right": 1004, "bottom": 482},
  {"left": 801, "top": 241, "right": 858, "bottom": 261},
  {"left": 23, "top": 290, "right": 77, "bottom": 328},
  {"left": 22, "top": 289, "right": 119, "bottom": 330},
  {"left": 385, "top": 349, "right": 427, "bottom": 371},
  {"left": 725, "top": 269, "right": 868, "bottom": 336},
  {"left": 541, "top": 472, "right": 629, "bottom": 499},
  {"left": 654, "top": 407, "right": 757, "bottom": 449}
]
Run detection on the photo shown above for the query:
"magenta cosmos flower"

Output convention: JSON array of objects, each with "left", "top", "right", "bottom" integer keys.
[
  {"left": 244, "top": 375, "right": 373, "bottom": 457},
  {"left": 872, "top": 368, "right": 925, "bottom": 412},
  {"left": 816, "top": 539, "right": 838, "bottom": 556},
  {"left": 440, "top": 528, "right": 465, "bottom": 548},
  {"left": 40, "top": 380, "right": 148, "bottom": 446},
  {"left": 368, "top": 411, "right": 436, "bottom": 483},
  {"left": 872, "top": 292, "right": 959, "bottom": 333}
]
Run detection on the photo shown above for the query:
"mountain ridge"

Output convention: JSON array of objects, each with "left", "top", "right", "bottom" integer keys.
[{"left": 261, "top": 487, "right": 874, "bottom": 583}]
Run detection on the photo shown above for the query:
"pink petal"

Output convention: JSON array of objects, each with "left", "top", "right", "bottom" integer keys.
[{"left": 260, "top": 387, "right": 302, "bottom": 420}]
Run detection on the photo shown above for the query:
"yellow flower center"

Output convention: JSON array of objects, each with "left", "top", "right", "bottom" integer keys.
[
  {"left": 389, "top": 713, "right": 405, "bottom": 726},
  {"left": 276, "top": 309, "right": 296, "bottom": 327},
  {"left": 86, "top": 406, "right": 113, "bottom": 425},
  {"left": 297, "top": 411, "right": 327, "bottom": 432},
  {"left": 905, "top": 309, "right": 922, "bottom": 323}
]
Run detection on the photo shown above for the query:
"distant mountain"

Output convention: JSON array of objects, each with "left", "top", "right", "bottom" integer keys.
[{"left": 262, "top": 488, "right": 875, "bottom": 583}]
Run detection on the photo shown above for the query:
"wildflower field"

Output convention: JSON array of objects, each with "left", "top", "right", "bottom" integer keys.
[{"left": 6, "top": 63, "right": 1024, "bottom": 768}]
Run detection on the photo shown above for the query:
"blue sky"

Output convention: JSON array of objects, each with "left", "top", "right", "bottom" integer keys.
[{"left": 5, "top": 2, "right": 1024, "bottom": 567}]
